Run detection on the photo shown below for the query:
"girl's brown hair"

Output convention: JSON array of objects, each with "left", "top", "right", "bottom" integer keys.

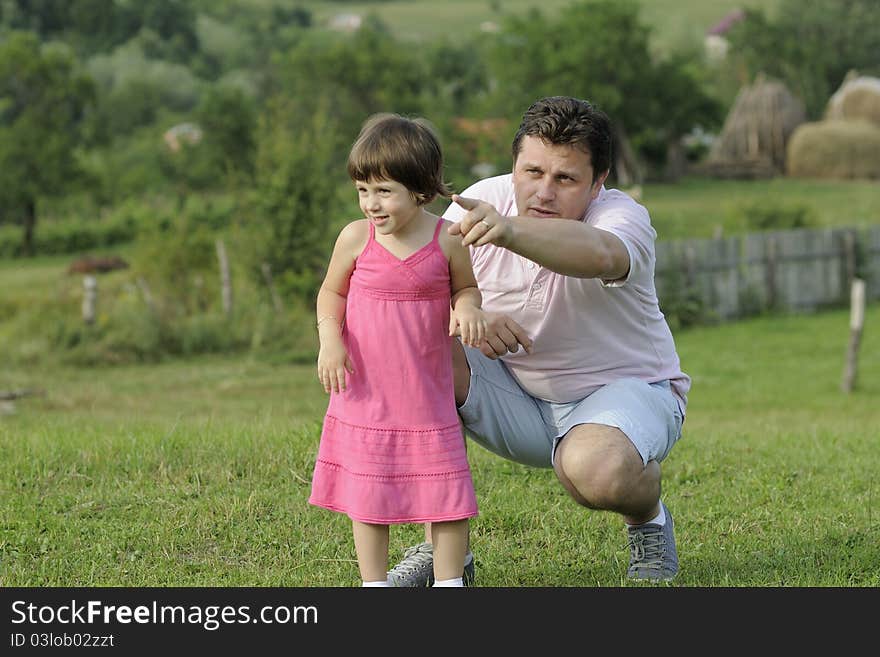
[{"left": 347, "top": 113, "right": 453, "bottom": 205}]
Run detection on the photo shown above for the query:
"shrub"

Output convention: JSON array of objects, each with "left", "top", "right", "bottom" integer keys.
[
  {"left": 732, "top": 200, "right": 817, "bottom": 232},
  {"left": 130, "top": 210, "right": 220, "bottom": 317},
  {"left": 0, "top": 213, "right": 139, "bottom": 258},
  {"left": 656, "top": 266, "right": 712, "bottom": 330}
]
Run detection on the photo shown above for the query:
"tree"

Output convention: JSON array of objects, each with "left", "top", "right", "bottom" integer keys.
[
  {"left": 268, "top": 15, "right": 429, "bottom": 162},
  {"left": 195, "top": 85, "right": 257, "bottom": 181},
  {"left": 243, "top": 96, "right": 344, "bottom": 304},
  {"left": 484, "top": 0, "right": 719, "bottom": 181},
  {"left": 0, "top": 32, "right": 95, "bottom": 255},
  {"left": 2, "top": 0, "right": 141, "bottom": 55},
  {"left": 727, "top": 0, "right": 880, "bottom": 119},
  {"left": 138, "top": 0, "right": 200, "bottom": 64},
  {"left": 156, "top": 86, "right": 258, "bottom": 205}
]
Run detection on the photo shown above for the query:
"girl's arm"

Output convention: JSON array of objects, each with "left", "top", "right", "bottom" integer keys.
[
  {"left": 442, "top": 224, "right": 486, "bottom": 347},
  {"left": 316, "top": 220, "right": 367, "bottom": 393}
]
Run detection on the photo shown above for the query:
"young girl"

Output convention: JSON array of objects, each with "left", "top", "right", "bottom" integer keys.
[{"left": 309, "top": 113, "right": 485, "bottom": 588}]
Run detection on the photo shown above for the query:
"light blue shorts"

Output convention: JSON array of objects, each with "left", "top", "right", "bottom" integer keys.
[{"left": 457, "top": 347, "right": 684, "bottom": 469}]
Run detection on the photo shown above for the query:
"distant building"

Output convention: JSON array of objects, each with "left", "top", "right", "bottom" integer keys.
[
  {"left": 330, "top": 13, "right": 362, "bottom": 32},
  {"left": 704, "top": 9, "right": 745, "bottom": 62},
  {"left": 163, "top": 122, "right": 202, "bottom": 152}
]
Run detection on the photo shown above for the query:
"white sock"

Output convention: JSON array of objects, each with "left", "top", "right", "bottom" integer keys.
[
  {"left": 432, "top": 577, "right": 463, "bottom": 588},
  {"left": 362, "top": 579, "right": 390, "bottom": 587},
  {"left": 627, "top": 503, "right": 666, "bottom": 527}
]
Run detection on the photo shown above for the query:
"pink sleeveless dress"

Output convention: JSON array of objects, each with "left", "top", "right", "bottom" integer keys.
[{"left": 309, "top": 218, "right": 478, "bottom": 524}]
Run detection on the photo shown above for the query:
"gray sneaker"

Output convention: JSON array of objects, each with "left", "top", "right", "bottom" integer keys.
[
  {"left": 386, "top": 542, "right": 476, "bottom": 587},
  {"left": 626, "top": 502, "right": 679, "bottom": 582}
]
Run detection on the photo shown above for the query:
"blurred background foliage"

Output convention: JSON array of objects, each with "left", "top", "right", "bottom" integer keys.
[{"left": 1, "top": 0, "right": 878, "bottom": 365}]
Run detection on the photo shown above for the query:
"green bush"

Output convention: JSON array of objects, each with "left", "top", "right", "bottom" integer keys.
[
  {"left": 657, "top": 266, "right": 713, "bottom": 330},
  {"left": 130, "top": 209, "right": 220, "bottom": 317},
  {"left": 660, "top": 285, "right": 709, "bottom": 330},
  {"left": 0, "top": 193, "right": 191, "bottom": 259},
  {"left": 177, "top": 312, "right": 246, "bottom": 356},
  {"left": 0, "top": 213, "right": 139, "bottom": 258},
  {"left": 47, "top": 304, "right": 316, "bottom": 367},
  {"left": 83, "top": 128, "right": 173, "bottom": 203},
  {"left": 732, "top": 199, "right": 817, "bottom": 232}
]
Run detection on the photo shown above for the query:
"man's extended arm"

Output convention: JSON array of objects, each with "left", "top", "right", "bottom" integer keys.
[{"left": 449, "top": 194, "right": 629, "bottom": 281}]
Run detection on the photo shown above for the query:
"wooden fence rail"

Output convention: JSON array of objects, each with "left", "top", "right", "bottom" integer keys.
[{"left": 655, "top": 225, "right": 880, "bottom": 322}]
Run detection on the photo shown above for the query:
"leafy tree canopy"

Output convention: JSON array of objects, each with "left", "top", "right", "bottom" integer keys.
[
  {"left": 268, "top": 14, "right": 429, "bottom": 157},
  {"left": 727, "top": 0, "right": 880, "bottom": 118},
  {"left": 0, "top": 31, "right": 95, "bottom": 252},
  {"left": 0, "top": 0, "right": 199, "bottom": 58},
  {"left": 485, "top": 0, "right": 719, "bottom": 175}
]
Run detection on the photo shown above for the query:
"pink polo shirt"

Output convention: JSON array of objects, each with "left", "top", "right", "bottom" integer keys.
[{"left": 443, "top": 174, "right": 690, "bottom": 413}]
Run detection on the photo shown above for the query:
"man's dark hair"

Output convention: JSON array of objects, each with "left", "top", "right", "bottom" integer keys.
[{"left": 511, "top": 96, "right": 613, "bottom": 182}]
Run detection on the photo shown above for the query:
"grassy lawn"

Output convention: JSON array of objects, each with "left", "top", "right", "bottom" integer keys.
[
  {"left": 2, "top": 303, "right": 878, "bottom": 586},
  {"left": 2, "top": 169, "right": 878, "bottom": 586},
  {"left": 644, "top": 176, "right": 880, "bottom": 240}
]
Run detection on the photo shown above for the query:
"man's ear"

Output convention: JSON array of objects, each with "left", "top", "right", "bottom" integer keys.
[{"left": 591, "top": 170, "right": 610, "bottom": 197}]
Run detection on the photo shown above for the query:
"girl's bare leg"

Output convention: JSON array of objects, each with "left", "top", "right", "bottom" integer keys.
[
  {"left": 431, "top": 519, "right": 469, "bottom": 582},
  {"left": 352, "top": 520, "right": 390, "bottom": 583}
]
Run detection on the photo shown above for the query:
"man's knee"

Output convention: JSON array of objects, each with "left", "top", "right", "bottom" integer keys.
[{"left": 554, "top": 425, "right": 645, "bottom": 507}]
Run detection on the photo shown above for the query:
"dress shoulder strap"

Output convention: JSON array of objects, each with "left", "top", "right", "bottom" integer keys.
[{"left": 355, "top": 220, "right": 375, "bottom": 261}]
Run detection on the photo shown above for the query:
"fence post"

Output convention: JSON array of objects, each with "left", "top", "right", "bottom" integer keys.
[
  {"left": 137, "top": 276, "right": 155, "bottom": 313},
  {"left": 82, "top": 275, "right": 97, "bottom": 324},
  {"left": 842, "top": 230, "right": 857, "bottom": 288},
  {"left": 765, "top": 235, "right": 778, "bottom": 310},
  {"left": 684, "top": 244, "right": 697, "bottom": 289},
  {"left": 215, "top": 238, "right": 233, "bottom": 318},
  {"left": 261, "top": 262, "right": 284, "bottom": 314},
  {"left": 841, "top": 278, "right": 866, "bottom": 393}
]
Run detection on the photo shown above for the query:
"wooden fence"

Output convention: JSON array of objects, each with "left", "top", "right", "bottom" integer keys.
[{"left": 655, "top": 225, "right": 880, "bottom": 322}]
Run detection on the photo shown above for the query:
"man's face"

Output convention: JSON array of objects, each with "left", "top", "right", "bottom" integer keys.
[{"left": 512, "top": 135, "right": 607, "bottom": 220}]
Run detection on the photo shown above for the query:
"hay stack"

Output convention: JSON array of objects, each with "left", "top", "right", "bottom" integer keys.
[
  {"left": 787, "top": 120, "right": 880, "bottom": 180},
  {"left": 786, "top": 71, "right": 880, "bottom": 180},
  {"left": 825, "top": 71, "right": 880, "bottom": 127},
  {"left": 704, "top": 74, "right": 806, "bottom": 178}
]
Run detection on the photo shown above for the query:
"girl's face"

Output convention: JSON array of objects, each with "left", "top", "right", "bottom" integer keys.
[{"left": 355, "top": 178, "right": 421, "bottom": 236}]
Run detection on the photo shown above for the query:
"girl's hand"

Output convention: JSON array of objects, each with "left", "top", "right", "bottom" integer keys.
[
  {"left": 317, "top": 342, "right": 355, "bottom": 393},
  {"left": 449, "top": 305, "right": 488, "bottom": 348}
]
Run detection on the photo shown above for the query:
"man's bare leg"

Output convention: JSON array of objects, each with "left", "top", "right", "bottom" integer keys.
[{"left": 553, "top": 423, "right": 660, "bottom": 523}]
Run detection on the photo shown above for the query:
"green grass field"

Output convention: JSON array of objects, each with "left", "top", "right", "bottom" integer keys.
[
  {"left": 2, "top": 303, "right": 878, "bottom": 586},
  {"left": 645, "top": 176, "right": 880, "bottom": 240},
  {"left": 2, "top": 166, "right": 878, "bottom": 586}
]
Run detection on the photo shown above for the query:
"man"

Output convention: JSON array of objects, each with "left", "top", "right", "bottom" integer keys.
[{"left": 387, "top": 96, "right": 690, "bottom": 585}]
